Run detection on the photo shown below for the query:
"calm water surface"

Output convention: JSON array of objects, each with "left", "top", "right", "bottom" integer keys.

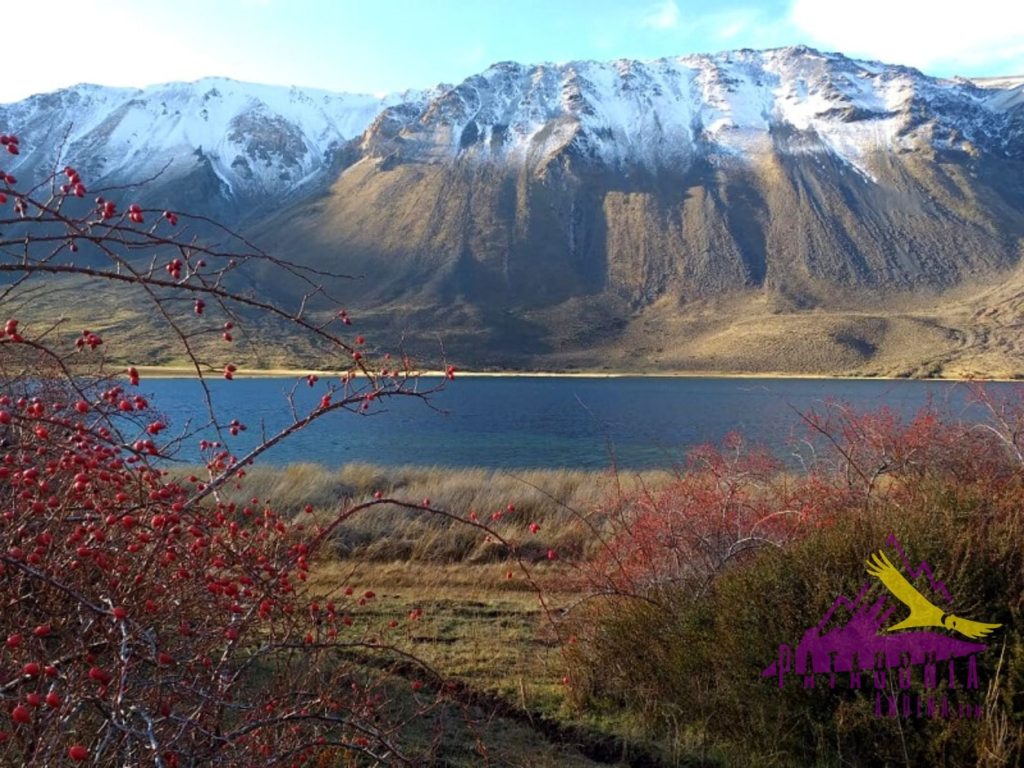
[{"left": 140, "top": 377, "right": 1019, "bottom": 470}]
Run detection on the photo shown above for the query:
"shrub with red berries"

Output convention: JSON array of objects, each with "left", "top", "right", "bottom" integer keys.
[{"left": 0, "top": 131, "right": 475, "bottom": 765}]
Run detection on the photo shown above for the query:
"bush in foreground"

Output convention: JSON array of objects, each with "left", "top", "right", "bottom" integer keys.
[
  {"left": 0, "top": 132, "right": 498, "bottom": 765},
  {"left": 563, "top": 401, "right": 1024, "bottom": 767}
]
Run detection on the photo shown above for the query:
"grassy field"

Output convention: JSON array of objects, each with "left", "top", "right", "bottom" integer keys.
[
  {"left": 214, "top": 462, "right": 674, "bottom": 563},
  {"left": 220, "top": 463, "right": 678, "bottom": 766},
  {"left": 302, "top": 561, "right": 679, "bottom": 767},
  {"left": 199, "top": 453, "right": 1024, "bottom": 767}
]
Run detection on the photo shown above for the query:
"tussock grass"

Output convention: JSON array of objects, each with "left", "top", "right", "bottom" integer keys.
[{"left": 208, "top": 462, "right": 675, "bottom": 563}]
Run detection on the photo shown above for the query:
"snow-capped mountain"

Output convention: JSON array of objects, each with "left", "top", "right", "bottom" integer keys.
[
  {"left": 3, "top": 47, "right": 1024, "bottom": 375},
  {"left": 360, "top": 45, "right": 1022, "bottom": 177},
  {"left": 244, "top": 46, "right": 1024, "bottom": 374},
  {"left": 271, "top": 46, "right": 1022, "bottom": 302},
  {"left": 0, "top": 77, "right": 430, "bottom": 220}
]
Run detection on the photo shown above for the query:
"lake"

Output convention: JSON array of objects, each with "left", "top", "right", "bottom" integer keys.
[{"left": 136, "top": 376, "right": 1022, "bottom": 470}]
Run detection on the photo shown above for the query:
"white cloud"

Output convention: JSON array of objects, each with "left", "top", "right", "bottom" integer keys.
[
  {"left": 642, "top": 0, "right": 681, "bottom": 30},
  {"left": 789, "top": 0, "right": 1024, "bottom": 75}
]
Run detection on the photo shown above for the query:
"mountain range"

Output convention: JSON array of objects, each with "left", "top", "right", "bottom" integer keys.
[{"left": 2, "top": 46, "right": 1024, "bottom": 375}]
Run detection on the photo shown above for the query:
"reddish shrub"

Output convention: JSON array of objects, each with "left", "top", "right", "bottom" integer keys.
[
  {"left": 0, "top": 133, "right": 474, "bottom": 765},
  {"left": 562, "top": 398, "right": 1024, "bottom": 764}
]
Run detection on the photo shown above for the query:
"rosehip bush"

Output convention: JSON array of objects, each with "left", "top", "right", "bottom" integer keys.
[
  {"left": 0, "top": 133, "right": 470, "bottom": 765},
  {"left": 570, "top": 434, "right": 827, "bottom": 604}
]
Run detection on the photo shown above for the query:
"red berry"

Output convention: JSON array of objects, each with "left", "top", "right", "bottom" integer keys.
[
  {"left": 11, "top": 705, "right": 30, "bottom": 725},
  {"left": 45, "top": 692, "right": 60, "bottom": 708},
  {"left": 68, "top": 745, "right": 89, "bottom": 761},
  {"left": 21, "top": 663, "right": 40, "bottom": 677}
]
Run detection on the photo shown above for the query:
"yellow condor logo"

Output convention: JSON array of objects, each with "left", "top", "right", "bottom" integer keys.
[{"left": 865, "top": 551, "right": 1001, "bottom": 640}]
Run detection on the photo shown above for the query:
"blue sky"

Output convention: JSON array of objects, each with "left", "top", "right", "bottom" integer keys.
[{"left": 4, "top": 0, "right": 1022, "bottom": 102}]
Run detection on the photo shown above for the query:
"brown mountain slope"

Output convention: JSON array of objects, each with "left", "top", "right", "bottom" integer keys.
[{"left": 243, "top": 137, "right": 1023, "bottom": 375}]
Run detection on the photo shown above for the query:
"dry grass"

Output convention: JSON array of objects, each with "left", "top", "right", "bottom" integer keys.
[
  {"left": 307, "top": 561, "right": 570, "bottom": 703},
  {"left": 204, "top": 464, "right": 680, "bottom": 762},
  {"left": 210, "top": 462, "right": 674, "bottom": 563},
  {"left": 304, "top": 560, "right": 658, "bottom": 767}
]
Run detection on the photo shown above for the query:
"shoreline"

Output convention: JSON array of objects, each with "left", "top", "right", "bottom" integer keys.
[{"left": 133, "top": 365, "right": 1023, "bottom": 383}]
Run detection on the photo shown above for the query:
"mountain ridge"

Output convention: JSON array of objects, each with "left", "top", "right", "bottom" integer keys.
[
  {"left": 0, "top": 76, "right": 438, "bottom": 223},
  {"left": 3, "top": 47, "right": 1024, "bottom": 376}
]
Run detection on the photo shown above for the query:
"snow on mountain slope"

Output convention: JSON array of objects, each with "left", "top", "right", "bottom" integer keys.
[
  {"left": 361, "top": 46, "right": 1023, "bottom": 180},
  {"left": 970, "top": 76, "right": 1024, "bottom": 111},
  {"left": 1, "top": 47, "right": 1020, "bottom": 229},
  {"left": 0, "top": 78, "right": 425, "bottom": 206}
]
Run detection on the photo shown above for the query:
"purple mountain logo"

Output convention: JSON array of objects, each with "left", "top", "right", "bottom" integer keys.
[{"left": 763, "top": 535, "right": 1001, "bottom": 718}]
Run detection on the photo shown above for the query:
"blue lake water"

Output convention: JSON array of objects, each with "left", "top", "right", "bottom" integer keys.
[
  {"left": 138, "top": 376, "right": 1020, "bottom": 470},
  {"left": 136, "top": 376, "right": 1024, "bottom": 473}
]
